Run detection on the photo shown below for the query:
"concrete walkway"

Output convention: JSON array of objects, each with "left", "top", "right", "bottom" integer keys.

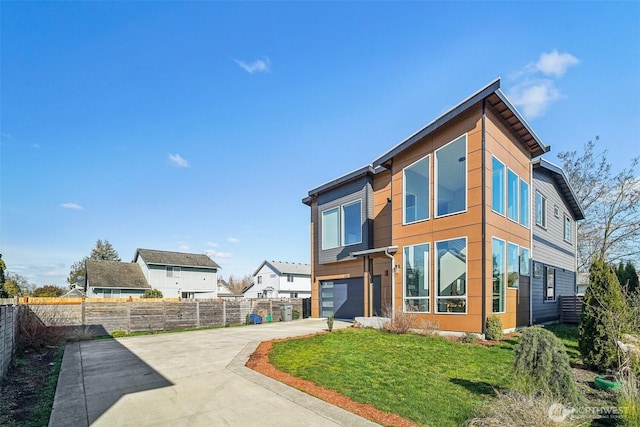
[{"left": 49, "top": 319, "right": 379, "bottom": 427}]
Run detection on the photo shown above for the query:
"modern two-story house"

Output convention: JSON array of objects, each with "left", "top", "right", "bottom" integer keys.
[
  {"left": 303, "top": 78, "right": 581, "bottom": 334},
  {"left": 244, "top": 260, "right": 311, "bottom": 298}
]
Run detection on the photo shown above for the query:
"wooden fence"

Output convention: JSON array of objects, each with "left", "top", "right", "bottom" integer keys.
[
  {"left": 0, "top": 304, "right": 18, "bottom": 378},
  {"left": 14, "top": 298, "right": 304, "bottom": 334},
  {"left": 560, "top": 295, "right": 583, "bottom": 324}
]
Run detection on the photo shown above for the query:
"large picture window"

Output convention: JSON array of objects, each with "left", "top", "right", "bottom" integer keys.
[
  {"left": 520, "top": 179, "right": 530, "bottom": 227},
  {"left": 435, "top": 237, "right": 467, "bottom": 313},
  {"left": 507, "top": 169, "right": 519, "bottom": 221},
  {"left": 492, "top": 157, "right": 505, "bottom": 215},
  {"left": 535, "top": 191, "right": 547, "bottom": 227},
  {"left": 403, "top": 155, "right": 430, "bottom": 224},
  {"left": 435, "top": 135, "right": 466, "bottom": 217},
  {"left": 492, "top": 238, "right": 505, "bottom": 313},
  {"left": 321, "top": 207, "right": 340, "bottom": 249},
  {"left": 404, "top": 243, "right": 430, "bottom": 313},
  {"left": 507, "top": 243, "right": 519, "bottom": 288},
  {"left": 342, "top": 200, "right": 362, "bottom": 245}
]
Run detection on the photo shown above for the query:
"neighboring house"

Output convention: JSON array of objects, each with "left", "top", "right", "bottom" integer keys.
[
  {"left": 530, "top": 158, "right": 585, "bottom": 323},
  {"left": 85, "top": 260, "right": 151, "bottom": 298},
  {"left": 244, "top": 261, "right": 311, "bottom": 298},
  {"left": 134, "top": 249, "right": 221, "bottom": 299},
  {"left": 576, "top": 272, "right": 589, "bottom": 295},
  {"left": 60, "top": 287, "right": 86, "bottom": 298},
  {"left": 303, "top": 78, "right": 568, "bottom": 334},
  {"left": 217, "top": 278, "right": 242, "bottom": 299}
]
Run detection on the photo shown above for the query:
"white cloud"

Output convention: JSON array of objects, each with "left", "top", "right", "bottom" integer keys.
[
  {"left": 206, "top": 241, "right": 219, "bottom": 247},
  {"left": 169, "top": 153, "right": 189, "bottom": 168},
  {"left": 204, "top": 249, "right": 233, "bottom": 259},
  {"left": 508, "top": 50, "right": 579, "bottom": 119},
  {"left": 508, "top": 79, "right": 563, "bottom": 118},
  {"left": 534, "top": 50, "right": 580, "bottom": 78},
  {"left": 60, "top": 202, "right": 83, "bottom": 210},
  {"left": 227, "top": 237, "right": 239, "bottom": 243},
  {"left": 234, "top": 56, "right": 271, "bottom": 74}
]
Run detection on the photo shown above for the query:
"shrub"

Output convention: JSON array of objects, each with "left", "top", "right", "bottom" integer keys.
[
  {"left": 460, "top": 332, "right": 479, "bottom": 344},
  {"left": 579, "top": 257, "right": 628, "bottom": 372},
  {"left": 381, "top": 305, "right": 419, "bottom": 334},
  {"left": 514, "top": 326, "right": 580, "bottom": 405},
  {"left": 326, "top": 316, "right": 334, "bottom": 332},
  {"left": 111, "top": 329, "right": 127, "bottom": 338},
  {"left": 617, "top": 371, "right": 640, "bottom": 426},
  {"left": 141, "top": 288, "right": 163, "bottom": 298},
  {"left": 485, "top": 315, "right": 503, "bottom": 341}
]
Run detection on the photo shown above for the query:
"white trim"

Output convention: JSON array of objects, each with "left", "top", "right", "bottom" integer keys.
[
  {"left": 535, "top": 191, "right": 547, "bottom": 228},
  {"left": 434, "top": 236, "right": 468, "bottom": 314},
  {"left": 491, "top": 155, "right": 506, "bottom": 217},
  {"left": 507, "top": 168, "right": 519, "bottom": 223},
  {"left": 402, "top": 242, "right": 431, "bottom": 314},
  {"left": 507, "top": 242, "right": 520, "bottom": 289},
  {"left": 402, "top": 154, "right": 430, "bottom": 225},
  {"left": 320, "top": 206, "right": 340, "bottom": 250},
  {"left": 519, "top": 178, "right": 530, "bottom": 229},
  {"left": 491, "top": 236, "right": 507, "bottom": 314},
  {"left": 341, "top": 199, "right": 363, "bottom": 247},
  {"left": 563, "top": 215, "right": 572, "bottom": 243},
  {"left": 434, "top": 134, "right": 468, "bottom": 218}
]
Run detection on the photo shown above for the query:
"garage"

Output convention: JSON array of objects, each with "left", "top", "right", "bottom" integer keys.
[{"left": 320, "top": 276, "right": 381, "bottom": 320}]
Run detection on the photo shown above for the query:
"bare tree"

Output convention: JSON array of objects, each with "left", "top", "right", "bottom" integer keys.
[{"left": 558, "top": 137, "right": 640, "bottom": 270}]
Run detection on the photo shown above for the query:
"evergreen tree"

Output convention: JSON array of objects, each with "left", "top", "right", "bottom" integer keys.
[
  {"left": 579, "top": 257, "right": 629, "bottom": 371},
  {"left": 624, "top": 262, "right": 639, "bottom": 294},
  {"left": 0, "top": 254, "right": 8, "bottom": 298}
]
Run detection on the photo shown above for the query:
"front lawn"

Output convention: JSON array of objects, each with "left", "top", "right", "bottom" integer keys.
[{"left": 269, "top": 329, "right": 515, "bottom": 427}]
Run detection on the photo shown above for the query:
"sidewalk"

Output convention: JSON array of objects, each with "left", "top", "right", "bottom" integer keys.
[{"left": 49, "top": 319, "right": 380, "bottom": 427}]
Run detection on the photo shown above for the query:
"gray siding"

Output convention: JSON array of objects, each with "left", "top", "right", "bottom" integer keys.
[
  {"left": 317, "top": 176, "right": 373, "bottom": 264},
  {"left": 531, "top": 264, "right": 575, "bottom": 324},
  {"left": 532, "top": 168, "right": 577, "bottom": 272}
]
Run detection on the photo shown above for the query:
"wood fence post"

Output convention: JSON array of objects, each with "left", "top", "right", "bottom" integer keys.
[
  {"left": 81, "top": 299, "right": 86, "bottom": 327},
  {"left": 162, "top": 300, "right": 167, "bottom": 331},
  {"left": 223, "top": 300, "right": 226, "bottom": 327},
  {"left": 127, "top": 300, "right": 131, "bottom": 333},
  {"left": 196, "top": 300, "right": 200, "bottom": 328}
]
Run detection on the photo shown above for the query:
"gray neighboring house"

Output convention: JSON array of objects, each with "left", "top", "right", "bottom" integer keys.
[
  {"left": 85, "top": 260, "right": 151, "bottom": 298},
  {"left": 531, "top": 158, "right": 585, "bottom": 323},
  {"left": 134, "top": 249, "right": 221, "bottom": 299}
]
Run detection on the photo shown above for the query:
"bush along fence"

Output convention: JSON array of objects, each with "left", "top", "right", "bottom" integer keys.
[
  {"left": 0, "top": 302, "right": 19, "bottom": 378},
  {"left": 5, "top": 298, "right": 305, "bottom": 335}
]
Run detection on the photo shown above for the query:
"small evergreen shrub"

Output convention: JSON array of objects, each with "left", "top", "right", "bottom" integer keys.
[
  {"left": 327, "top": 315, "right": 334, "bottom": 332},
  {"left": 111, "top": 329, "right": 127, "bottom": 338},
  {"left": 514, "top": 326, "right": 580, "bottom": 405},
  {"left": 141, "top": 288, "right": 163, "bottom": 298},
  {"left": 460, "top": 332, "right": 479, "bottom": 344},
  {"left": 579, "top": 257, "right": 628, "bottom": 371},
  {"left": 485, "top": 315, "right": 503, "bottom": 341}
]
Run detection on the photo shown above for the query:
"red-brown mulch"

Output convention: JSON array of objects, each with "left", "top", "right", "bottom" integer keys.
[{"left": 246, "top": 336, "right": 419, "bottom": 427}]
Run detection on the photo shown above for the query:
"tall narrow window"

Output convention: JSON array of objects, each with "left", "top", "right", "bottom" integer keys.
[
  {"left": 436, "top": 237, "right": 467, "bottom": 313},
  {"left": 535, "top": 191, "right": 547, "bottom": 227},
  {"left": 322, "top": 207, "right": 340, "bottom": 249},
  {"left": 287, "top": 274, "right": 294, "bottom": 282},
  {"left": 507, "top": 243, "right": 519, "bottom": 288},
  {"left": 492, "top": 157, "right": 505, "bottom": 215},
  {"left": 403, "top": 155, "right": 429, "bottom": 224},
  {"left": 545, "top": 266, "right": 556, "bottom": 301},
  {"left": 404, "top": 243, "right": 430, "bottom": 313},
  {"left": 520, "top": 179, "right": 530, "bottom": 227},
  {"left": 507, "top": 169, "right": 518, "bottom": 221},
  {"left": 342, "top": 200, "right": 362, "bottom": 245},
  {"left": 492, "top": 238, "right": 506, "bottom": 313},
  {"left": 435, "top": 135, "right": 466, "bottom": 217},
  {"left": 564, "top": 216, "right": 572, "bottom": 243},
  {"left": 520, "top": 247, "right": 530, "bottom": 276}
]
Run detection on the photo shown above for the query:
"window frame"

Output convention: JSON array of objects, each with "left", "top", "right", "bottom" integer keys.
[
  {"left": 520, "top": 247, "right": 531, "bottom": 276},
  {"left": 545, "top": 266, "right": 556, "bottom": 302},
  {"left": 257, "top": 276, "right": 262, "bottom": 284},
  {"left": 519, "top": 179, "right": 530, "bottom": 228},
  {"left": 435, "top": 237, "right": 467, "bottom": 314},
  {"left": 321, "top": 207, "right": 340, "bottom": 250},
  {"left": 507, "top": 168, "right": 519, "bottom": 222},
  {"left": 403, "top": 243, "right": 431, "bottom": 313},
  {"left": 507, "top": 242, "right": 519, "bottom": 289},
  {"left": 535, "top": 191, "right": 547, "bottom": 228},
  {"left": 402, "top": 154, "right": 430, "bottom": 225},
  {"left": 287, "top": 274, "right": 294, "bottom": 282},
  {"left": 492, "top": 237, "right": 506, "bottom": 314},
  {"left": 435, "top": 134, "right": 467, "bottom": 218},
  {"left": 564, "top": 215, "right": 572, "bottom": 243},
  {"left": 341, "top": 199, "right": 363, "bottom": 247},
  {"left": 491, "top": 156, "right": 505, "bottom": 216}
]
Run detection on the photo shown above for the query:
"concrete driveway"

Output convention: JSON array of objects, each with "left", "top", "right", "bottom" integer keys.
[{"left": 49, "top": 318, "right": 379, "bottom": 427}]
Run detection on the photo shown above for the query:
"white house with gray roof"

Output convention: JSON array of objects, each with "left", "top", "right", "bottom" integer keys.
[
  {"left": 245, "top": 261, "right": 311, "bottom": 298},
  {"left": 134, "top": 249, "right": 221, "bottom": 299}
]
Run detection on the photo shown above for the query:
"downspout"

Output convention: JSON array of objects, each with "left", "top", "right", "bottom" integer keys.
[
  {"left": 481, "top": 99, "right": 487, "bottom": 335},
  {"left": 384, "top": 247, "right": 396, "bottom": 317}
]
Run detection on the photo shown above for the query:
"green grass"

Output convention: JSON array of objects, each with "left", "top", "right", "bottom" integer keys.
[
  {"left": 29, "top": 347, "right": 64, "bottom": 427},
  {"left": 543, "top": 323, "right": 581, "bottom": 364},
  {"left": 270, "top": 329, "right": 516, "bottom": 427}
]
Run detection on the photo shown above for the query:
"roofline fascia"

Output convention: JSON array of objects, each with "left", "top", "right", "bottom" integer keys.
[
  {"left": 373, "top": 78, "right": 501, "bottom": 167},
  {"left": 350, "top": 245, "right": 399, "bottom": 257},
  {"left": 306, "top": 164, "right": 375, "bottom": 197},
  {"left": 493, "top": 89, "right": 550, "bottom": 155},
  {"left": 532, "top": 158, "right": 585, "bottom": 220}
]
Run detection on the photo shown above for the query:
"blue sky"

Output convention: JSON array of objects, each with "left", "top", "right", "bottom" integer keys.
[{"left": 1, "top": 1, "right": 639, "bottom": 287}]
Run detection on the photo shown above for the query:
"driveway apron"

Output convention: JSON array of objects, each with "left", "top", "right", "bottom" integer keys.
[{"left": 49, "top": 318, "right": 379, "bottom": 427}]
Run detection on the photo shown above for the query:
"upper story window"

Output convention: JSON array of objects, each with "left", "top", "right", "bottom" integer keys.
[
  {"left": 403, "top": 155, "right": 430, "bottom": 224},
  {"left": 507, "top": 243, "right": 519, "bottom": 289},
  {"left": 167, "top": 267, "right": 181, "bottom": 278},
  {"left": 342, "top": 200, "right": 362, "bottom": 245},
  {"left": 435, "top": 135, "right": 466, "bottom": 217},
  {"left": 507, "top": 169, "right": 519, "bottom": 222},
  {"left": 287, "top": 274, "right": 294, "bottom": 282},
  {"left": 535, "top": 191, "right": 547, "bottom": 228},
  {"left": 492, "top": 157, "right": 505, "bottom": 215},
  {"left": 520, "top": 179, "right": 530, "bottom": 227},
  {"left": 257, "top": 276, "right": 263, "bottom": 284},
  {"left": 321, "top": 200, "right": 362, "bottom": 250},
  {"left": 520, "top": 247, "right": 530, "bottom": 276},
  {"left": 564, "top": 216, "right": 572, "bottom": 242}
]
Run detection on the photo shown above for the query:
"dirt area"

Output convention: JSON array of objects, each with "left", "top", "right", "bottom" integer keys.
[
  {"left": 0, "top": 346, "right": 62, "bottom": 427},
  {"left": 247, "top": 337, "right": 420, "bottom": 427}
]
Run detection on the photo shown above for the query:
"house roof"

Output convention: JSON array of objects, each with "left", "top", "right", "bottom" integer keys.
[
  {"left": 241, "top": 283, "right": 255, "bottom": 294},
  {"left": 86, "top": 260, "right": 151, "bottom": 290},
  {"left": 252, "top": 260, "right": 311, "bottom": 277},
  {"left": 373, "top": 78, "right": 548, "bottom": 167},
  {"left": 532, "top": 158, "right": 585, "bottom": 221},
  {"left": 134, "top": 249, "right": 221, "bottom": 269}
]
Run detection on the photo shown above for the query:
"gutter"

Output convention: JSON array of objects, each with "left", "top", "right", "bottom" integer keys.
[
  {"left": 383, "top": 248, "right": 396, "bottom": 316},
  {"left": 481, "top": 98, "right": 487, "bottom": 335}
]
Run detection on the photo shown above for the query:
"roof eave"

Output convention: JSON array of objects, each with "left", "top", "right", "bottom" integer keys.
[
  {"left": 306, "top": 164, "right": 375, "bottom": 198},
  {"left": 533, "top": 158, "right": 586, "bottom": 220}
]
